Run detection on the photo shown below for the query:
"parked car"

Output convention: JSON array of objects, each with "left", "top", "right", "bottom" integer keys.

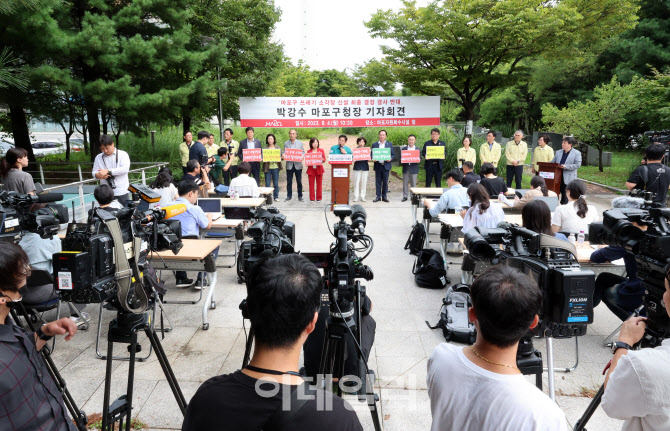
[{"left": 31, "top": 141, "right": 61, "bottom": 156}]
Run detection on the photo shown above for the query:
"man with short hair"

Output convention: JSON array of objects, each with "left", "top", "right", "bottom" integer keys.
[
  {"left": 550, "top": 136, "right": 582, "bottom": 204},
  {"left": 170, "top": 180, "right": 216, "bottom": 288},
  {"left": 228, "top": 161, "right": 260, "bottom": 198},
  {"left": 180, "top": 130, "right": 193, "bottom": 176},
  {"left": 372, "top": 130, "right": 393, "bottom": 202},
  {"left": 330, "top": 134, "right": 353, "bottom": 155},
  {"left": 425, "top": 169, "right": 469, "bottom": 217},
  {"left": 238, "top": 127, "right": 262, "bottom": 185},
  {"left": 401, "top": 134, "right": 419, "bottom": 202},
  {"left": 212, "top": 147, "right": 228, "bottom": 186},
  {"left": 92, "top": 134, "right": 131, "bottom": 206},
  {"left": 205, "top": 133, "right": 220, "bottom": 157},
  {"left": 284, "top": 129, "right": 304, "bottom": 201},
  {"left": 626, "top": 143, "right": 670, "bottom": 205},
  {"left": 422, "top": 128, "right": 446, "bottom": 187},
  {"left": 183, "top": 159, "right": 210, "bottom": 189},
  {"left": 183, "top": 254, "right": 363, "bottom": 431},
  {"left": 427, "top": 265, "right": 567, "bottom": 430},
  {"left": 505, "top": 130, "right": 528, "bottom": 189},
  {"left": 189, "top": 131, "right": 210, "bottom": 166},
  {"left": 601, "top": 266, "right": 670, "bottom": 429},
  {"left": 222, "top": 128, "right": 240, "bottom": 183},
  {"left": 461, "top": 161, "right": 481, "bottom": 188},
  {"left": 480, "top": 131, "right": 502, "bottom": 174}
]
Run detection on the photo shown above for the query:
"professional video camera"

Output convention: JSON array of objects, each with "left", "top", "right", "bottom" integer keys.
[
  {"left": 645, "top": 130, "right": 670, "bottom": 146},
  {"left": 590, "top": 205, "right": 670, "bottom": 347},
  {"left": 0, "top": 190, "right": 69, "bottom": 242},
  {"left": 236, "top": 207, "right": 295, "bottom": 283},
  {"left": 54, "top": 186, "right": 183, "bottom": 314}
]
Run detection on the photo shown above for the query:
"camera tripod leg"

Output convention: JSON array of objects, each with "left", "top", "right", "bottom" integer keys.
[
  {"left": 547, "top": 337, "right": 556, "bottom": 401},
  {"left": 145, "top": 326, "right": 187, "bottom": 414},
  {"left": 101, "top": 330, "right": 116, "bottom": 430},
  {"left": 573, "top": 385, "right": 604, "bottom": 431}
]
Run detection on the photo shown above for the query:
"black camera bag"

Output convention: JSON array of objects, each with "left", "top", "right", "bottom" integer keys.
[
  {"left": 405, "top": 222, "right": 426, "bottom": 256},
  {"left": 412, "top": 249, "right": 448, "bottom": 289}
]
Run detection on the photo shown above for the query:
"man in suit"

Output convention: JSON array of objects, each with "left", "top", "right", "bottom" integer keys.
[
  {"left": 551, "top": 136, "right": 582, "bottom": 204},
  {"left": 283, "top": 129, "right": 304, "bottom": 201},
  {"left": 401, "top": 134, "right": 420, "bottom": 202},
  {"left": 372, "top": 130, "right": 393, "bottom": 202},
  {"left": 238, "top": 126, "right": 262, "bottom": 185},
  {"left": 422, "top": 128, "right": 446, "bottom": 187}
]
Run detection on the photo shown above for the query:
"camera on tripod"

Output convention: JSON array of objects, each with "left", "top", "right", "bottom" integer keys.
[{"left": 0, "top": 190, "right": 69, "bottom": 242}]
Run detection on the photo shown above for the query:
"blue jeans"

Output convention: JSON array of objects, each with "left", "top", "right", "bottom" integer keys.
[
  {"left": 286, "top": 168, "right": 303, "bottom": 199},
  {"left": 265, "top": 168, "right": 279, "bottom": 199}
]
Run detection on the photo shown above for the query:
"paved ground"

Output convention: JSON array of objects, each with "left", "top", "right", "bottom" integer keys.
[{"left": 44, "top": 169, "right": 627, "bottom": 430}]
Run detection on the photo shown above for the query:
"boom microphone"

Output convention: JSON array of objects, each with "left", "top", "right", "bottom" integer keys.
[
  {"left": 36, "top": 193, "right": 64, "bottom": 203},
  {"left": 143, "top": 203, "right": 188, "bottom": 223},
  {"left": 350, "top": 204, "right": 367, "bottom": 234}
]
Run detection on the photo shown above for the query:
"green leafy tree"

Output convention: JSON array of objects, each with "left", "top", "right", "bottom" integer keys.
[
  {"left": 638, "top": 68, "right": 670, "bottom": 129},
  {"left": 313, "top": 69, "right": 358, "bottom": 97},
  {"left": 542, "top": 77, "right": 644, "bottom": 171},
  {"left": 266, "top": 60, "right": 317, "bottom": 97},
  {"left": 351, "top": 60, "right": 396, "bottom": 96},
  {"left": 366, "top": 0, "right": 639, "bottom": 123}
]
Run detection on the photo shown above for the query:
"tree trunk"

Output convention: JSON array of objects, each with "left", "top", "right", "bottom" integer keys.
[
  {"left": 101, "top": 107, "right": 108, "bottom": 135},
  {"left": 86, "top": 98, "right": 101, "bottom": 162},
  {"left": 182, "top": 114, "right": 192, "bottom": 136},
  {"left": 598, "top": 144, "right": 604, "bottom": 173},
  {"left": 8, "top": 103, "right": 36, "bottom": 162}
]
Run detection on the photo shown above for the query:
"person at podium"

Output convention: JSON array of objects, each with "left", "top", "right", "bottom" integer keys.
[
  {"left": 329, "top": 135, "right": 352, "bottom": 155},
  {"left": 550, "top": 136, "right": 582, "bottom": 204}
]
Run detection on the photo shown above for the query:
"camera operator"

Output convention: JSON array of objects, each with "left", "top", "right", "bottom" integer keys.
[
  {"left": 182, "top": 159, "right": 210, "bottom": 191},
  {"left": 626, "top": 143, "right": 670, "bottom": 206},
  {"left": 92, "top": 135, "right": 131, "bottom": 207},
  {"left": 0, "top": 244, "right": 79, "bottom": 430},
  {"left": 600, "top": 273, "right": 670, "bottom": 429},
  {"left": 427, "top": 265, "right": 567, "bottom": 430},
  {"left": 183, "top": 254, "right": 363, "bottom": 431}
]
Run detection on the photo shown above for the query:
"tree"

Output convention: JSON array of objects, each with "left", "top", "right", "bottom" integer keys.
[
  {"left": 313, "top": 69, "right": 358, "bottom": 97},
  {"left": 351, "top": 60, "right": 396, "bottom": 96},
  {"left": 266, "top": 60, "right": 317, "bottom": 97},
  {"left": 542, "top": 77, "right": 644, "bottom": 171},
  {"left": 365, "top": 0, "right": 639, "bottom": 123}
]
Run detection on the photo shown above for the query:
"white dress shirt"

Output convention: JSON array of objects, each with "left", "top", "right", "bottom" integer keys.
[
  {"left": 228, "top": 173, "right": 260, "bottom": 198},
  {"left": 92, "top": 149, "right": 131, "bottom": 196}
]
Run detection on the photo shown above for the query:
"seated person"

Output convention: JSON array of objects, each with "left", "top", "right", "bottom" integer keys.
[
  {"left": 601, "top": 272, "right": 670, "bottom": 428},
  {"left": 512, "top": 175, "right": 558, "bottom": 209},
  {"left": 479, "top": 162, "right": 508, "bottom": 198},
  {"left": 460, "top": 161, "right": 481, "bottom": 188},
  {"left": 0, "top": 243, "right": 80, "bottom": 431},
  {"left": 228, "top": 161, "right": 260, "bottom": 198},
  {"left": 182, "top": 159, "right": 210, "bottom": 189},
  {"left": 183, "top": 254, "right": 363, "bottom": 431},
  {"left": 149, "top": 168, "right": 178, "bottom": 208},
  {"left": 88, "top": 184, "right": 121, "bottom": 220},
  {"left": 170, "top": 180, "right": 216, "bottom": 288},
  {"left": 551, "top": 179, "right": 598, "bottom": 234},
  {"left": 590, "top": 197, "right": 646, "bottom": 320},
  {"left": 427, "top": 265, "right": 567, "bottom": 430},
  {"left": 523, "top": 200, "right": 568, "bottom": 242},
  {"left": 425, "top": 169, "right": 469, "bottom": 217}
]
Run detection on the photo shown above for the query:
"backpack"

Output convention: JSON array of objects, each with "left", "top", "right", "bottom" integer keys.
[
  {"left": 404, "top": 222, "right": 426, "bottom": 255},
  {"left": 426, "top": 283, "right": 477, "bottom": 344},
  {"left": 412, "top": 249, "right": 449, "bottom": 289}
]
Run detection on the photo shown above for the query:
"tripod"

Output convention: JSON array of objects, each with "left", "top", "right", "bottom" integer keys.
[
  {"left": 101, "top": 311, "right": 186, "bottom": 431},
  {"left": 317, "top": 282, "right": 382, "bottom": 431}
]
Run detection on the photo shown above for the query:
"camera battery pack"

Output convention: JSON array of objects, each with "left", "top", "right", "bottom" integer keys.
[{"left": 550, "top": 267, "right": 595, "bottom": 325}]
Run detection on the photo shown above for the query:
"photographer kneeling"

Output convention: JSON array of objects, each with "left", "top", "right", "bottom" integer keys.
[
  {"left": 183, "top": 254, "right": 362, "bottom": 430},
  {"left": 427, "top": 265, "right": 566, "bottom": 430},
  {"left": 0, "top": 244, "right": 79, "bottom": 430},
  {"left": 601, "top": 268, "right": 670, "bottom": 429}
]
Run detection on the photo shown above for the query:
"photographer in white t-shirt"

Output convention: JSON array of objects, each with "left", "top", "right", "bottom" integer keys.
[
  {"left": 427, "top": 265, "right": 567, "bottom": 431},
  {"left": 601, "top": 266, "right": 670, "bottom": 430}
]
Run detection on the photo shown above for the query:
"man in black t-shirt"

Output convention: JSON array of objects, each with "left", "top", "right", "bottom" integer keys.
[
  {"left": 182, "top": 254, "right": 362, "bottom": 431},
  {"left": 461, "top": 161, "right": 481, "bottom": 188},
  {"left": 626, "top": 143, "right": 670, "bottom": 205}
]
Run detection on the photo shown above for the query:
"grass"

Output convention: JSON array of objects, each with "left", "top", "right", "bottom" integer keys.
[
  {"left": 578, "top": 150, "right": 642, "bottom": 189},
  {"left": 86, "top": 412, "right": 147, "bottom": 430}
]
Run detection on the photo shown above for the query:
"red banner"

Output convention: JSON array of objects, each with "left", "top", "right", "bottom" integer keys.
[
  {"left": 283, "top": 148, "right": 303, "bottom": 162},
  {"left": 242, "top": 148, "right": 262, "bottom": 162},
  {"left": 305, "top": 153, "right": 323, "bottom": 166},
  {"left": 401, "top": 150, "right": 420, "bottom": 164},
  {"left": 353, "top": 147, "right": 371, "bottom": 161}
]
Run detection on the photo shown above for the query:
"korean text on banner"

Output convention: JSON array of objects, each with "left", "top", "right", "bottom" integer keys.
[
  {"left": 305, "top": 153, "right": 324, "bottom": 166},
  {"left": 425, "top": 146, "right": 445, "bottom": 160},
  {"left": 243, "top": 148, "right": 262, "bottom": 162},
  {"left": 353, "top": 147, "right": 371, "bottom": 161},
  {"left": 283, "top": 148, "right": 303, "bottom": 162},
  {"left": 539, "top": 171, "right": 555, "bottom": 180},
  {"left": 372, "top": 147, "right": 392, "bottom": 162},
  {"left": 328, "top": 154, "right": 353, "bottom": 164},
  {"left": 401, "top": 150, "right": 420, "bottom": 164},
  {"left": 263, "top": 149, "right": 281, "bottom": 162}
]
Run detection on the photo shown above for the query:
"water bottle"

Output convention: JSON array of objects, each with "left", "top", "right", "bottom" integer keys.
[
  {"left": 577, "top": 230, "right": 585, "bottom": 245},
  {"left": 568, "top": 233, "right": 576, "bottom": 245}
]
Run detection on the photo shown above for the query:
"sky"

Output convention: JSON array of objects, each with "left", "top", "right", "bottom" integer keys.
[{"left": 272, "top": 0, "right": 429, "bottom": 72}]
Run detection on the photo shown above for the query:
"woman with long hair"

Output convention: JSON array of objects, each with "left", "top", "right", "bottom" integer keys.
[
  {"left": 0, "top": 147, "right": 35, "bottom": 194},
  {"left": 551, "top": 179, "right": 598, "bottom": 234},
  {"left": 523, "top": 200, "right": 568, "bottom": 241},
  {"left": 306, "top": 137, "right": 326, "bottom": 202},
  {"left": 352, "top": 137, "right": 369, "bottom": 202},
  {"left": 149, "top": 167, "right": 178, "bottom": 208},
  {"left": 262, "top": 134, "right": 281, "bottom": 200},
  {"left": 513, "top": 176, "right": 558, "bottom": 209},
  {"left": 461, "top": 183, "right": 504, "bottom": 234}
]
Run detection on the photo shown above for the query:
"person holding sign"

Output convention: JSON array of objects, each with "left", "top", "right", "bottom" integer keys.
[
  {"left": 238, "top": 126, "right": 262, "bottom": 185},
  {"left": 400, "top": 134, "right": 420, "bottom": 202},
  {"left": 263, "top": 134, "right": 282, "bottom": 200},
  {"left": 422, "top": 128, "right": 446, "bottom": 187},
  {"left": 352, "top": 137, "right": 369, "bottom": 202},
  {"left": 329, "top": 135, "right": 353, "bottom": 155},
  {"left": 550, "top": 136, "right": 582, "bottom": 204},
  {"left": 283, "top": 129, "right": 304, "bottom": 202},
  {"left": 456, "top": 136, "right": 476, "bottom": 168},
  {"left": 372, "top": 130, "right": 393, "bottom": 203},
  {"left": 306, "top": 138, "right": 326, "bottom": 202},
  {"left": 480, "top": 131, "right": 502, "bottom": 174},
  {"left": 532, "top": 135, "right": 554, "bottom": 174},
  {"left": 505, "top": 130, "right": 528, "bottom": 189}
]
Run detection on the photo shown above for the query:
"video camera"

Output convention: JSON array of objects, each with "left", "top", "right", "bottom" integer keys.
[
  {"left": 54, "top": 187, "right": 183, "bottom": 314},
  {"left": 645, "top": 130, "right": 670, "bottom": 146},
  {"left": 0, "top": 191, "right": 69, "bottom": 242},
  {"left": 590, "top": 205, "right": 670, "bottom": 346},
  {"left": 464, "top": 223, "right": 595, "bottom": 337}
]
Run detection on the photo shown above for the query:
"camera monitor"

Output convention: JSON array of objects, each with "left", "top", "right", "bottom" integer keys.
[
  {"left": 197, "top": 198, "right": 222, "bottom": 220},
  {"left": 223, "top": 206, "right": 251, "bottom": 220}
]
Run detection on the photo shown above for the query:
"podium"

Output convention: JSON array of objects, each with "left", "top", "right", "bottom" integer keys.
[
  {"left": 329, "top": 154, "right": 353, "bottom": 209},
  {"left": 537, "top": 162, "right": 562, "bottom": 196}
]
